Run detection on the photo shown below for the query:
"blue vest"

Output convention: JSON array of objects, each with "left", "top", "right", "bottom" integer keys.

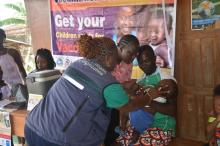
[{"left": 26, "top": 59, "right": 118, "bottom": 146}]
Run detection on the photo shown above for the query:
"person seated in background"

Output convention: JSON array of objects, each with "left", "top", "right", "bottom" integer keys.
[
  {"left": 0, "top": 28, "right": 26, "bottom": 86},
  {"left": 207, "top": 84, "right": 220, "bottom": 146},
  {"left": 31, "top": 48, "right": 56, "bottom": 73}
]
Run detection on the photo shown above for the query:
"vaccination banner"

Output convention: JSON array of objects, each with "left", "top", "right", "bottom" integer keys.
[
  {"left": 192, "top": 0, "right": 220, "bottom": 30},
  {"left": 50, "top": 0, "right": 176, "bottom": 76}
]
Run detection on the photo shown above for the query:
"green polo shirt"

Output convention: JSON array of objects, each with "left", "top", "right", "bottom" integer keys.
[{"left": 103, "top": 83, "right": 129, "bottom": 108}]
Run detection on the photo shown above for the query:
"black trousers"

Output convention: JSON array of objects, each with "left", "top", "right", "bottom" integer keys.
[{"left": 104, "top": 109, "right": 120, "bottom": 146}]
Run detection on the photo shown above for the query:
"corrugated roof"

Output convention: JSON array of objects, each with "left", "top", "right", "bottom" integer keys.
[
  {"left": 4, "top": 38, "right": 31, "bottom": 49},
  {"left": 1, "top": 24, "right": 30, "bottom": 44}
]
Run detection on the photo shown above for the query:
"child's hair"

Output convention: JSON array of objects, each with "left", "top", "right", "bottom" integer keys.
[
  {"left": 118, "top": 34, "right": 140, "bottom": 50},
  {"left": 35, "top": 48, "right": 56, "bottom": 70},
  {"left": 213, "top": 84, "right": 220, "bottom": 97},
  {"left": 78, "top": 34, "right": 117, "bottom": 61},
  {"left": 137, "top": 45, "right": 155, "bottom": 63},
  {"left": 150, "top": 9, "right": 173, "bottom": 33}
]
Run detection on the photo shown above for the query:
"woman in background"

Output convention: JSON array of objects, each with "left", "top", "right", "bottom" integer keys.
[{"left": 32, "top": 48, "right": 56, "bottom": 72}]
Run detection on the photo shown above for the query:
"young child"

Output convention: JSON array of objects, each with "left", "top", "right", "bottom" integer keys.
[
  {"left": 147, "top": 9, "right": 172, "bottom": 68},
  {"left": 116, "top": 79, "right": 178, "bottom": 146},
  {"left": 136, "top": 45, "right": 161, "bottom": 87},
  {"left": 123, "top": 45, "right": 162, "bottom": 102},
  {"left": 207, "top": 84, "right": 220, "bottom": 146}
]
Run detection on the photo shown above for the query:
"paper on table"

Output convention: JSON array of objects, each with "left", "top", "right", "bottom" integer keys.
[
  {"left": 27, "top": 94, "right": 43, "bottom": 111},
  {"left": 0, "top": 100, "right": 12, "bottom": 109}
]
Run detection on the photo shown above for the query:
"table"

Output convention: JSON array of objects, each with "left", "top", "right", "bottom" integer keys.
[
  {"left": 10, "top": 109, "right": 27, "bottom": 137},
  {"left": 9, "top": 110, "right": 206, "bottom": 146}
]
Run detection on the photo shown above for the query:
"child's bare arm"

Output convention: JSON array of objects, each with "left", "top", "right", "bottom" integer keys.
[{"left": 118, "top": 87, "right": 159, "bottom": 129}]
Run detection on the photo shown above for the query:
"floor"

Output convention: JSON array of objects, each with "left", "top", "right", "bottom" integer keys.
[
  {"left": 169, "top": 138, "right": 206, "bottom": 146},
  {"left": 16, "top": 137, "right": 206, "bottom": 146}
]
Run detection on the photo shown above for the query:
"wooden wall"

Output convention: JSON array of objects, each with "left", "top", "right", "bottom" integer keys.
[
  {"left": 24, "top": 0, "right": 220, "bottom": 142},
  {"left": 24, "top": 0, "right": 51, "bottom": 53},
  {"left": 175, "top": 0, "right": 220, "bottom": 142}
]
